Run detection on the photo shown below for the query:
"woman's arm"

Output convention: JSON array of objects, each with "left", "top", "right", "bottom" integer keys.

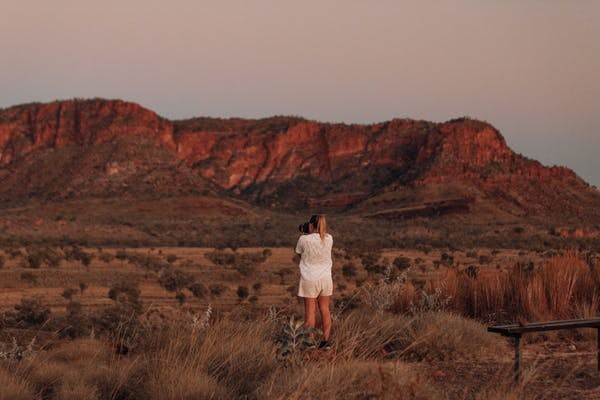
[{"left": 295, "top": 236, "right": 304, "bottom": 255}]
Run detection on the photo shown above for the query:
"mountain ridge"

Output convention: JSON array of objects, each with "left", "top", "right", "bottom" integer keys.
[{"left": 0, "top": 98, "right": 597, "bottom": 226}]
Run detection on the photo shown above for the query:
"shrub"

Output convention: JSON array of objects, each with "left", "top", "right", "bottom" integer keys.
[
  {"left": 115, "top": 249, "right": 128, "bottom": 260},
  {"left": 206, "top": 249, "right": 236, "bottom": 265},
  {"left": 126, "top": 252, "right": 169, "bottom": 271},
  {"left": 209, "top": 284, "right": 227, "bottom": 297},
  {"left": 13, "top": 298, "right": 51, "bottom": 327},
  {"left": 64, "top": 246, "right": 93, "bottom": 267},
  {"left": 237, "top": 286, "right": 249, "bottom": 301},
  {"left": 166, "top": 254, "right": 178, "bottom": 264},
  {"left": 0, "top": 255, "right": 5, "bottom": 269},
  {"left": 440, "top": 253, "right": 454, "bottom": 266},
  {"left": 158, "top": 269, "right": 195, "bottom": 292},
  {"left": 274, "top": 268, "right": 293, "bottom": 284},
  {"left": 24, "top": 249, "right": 42, "bottom": 268},
  {"left": 79, "top": 282, "right": 88, "bottom": 293},
  {"left": 61, "top": 288, "right": 79, "bottom": 300},
  {"left": 342, "top": 263, "right": 357, "bottom": 277},
  {"left": 62, "top": 301, "right": 89, "bottom": 339},
  {"left": 479, "top": 254, "right": 492, "bottom": 264},
  {"left": 188, "top": 282, "right": 208, "bottom": 299},
  {"left": 20, "top": 272, "right": 37, "bottom": 285},
  {"left": 393, "top": 256, "right": 411, "bottom": 271},
  {"left": 252, "top": 282, "right": 262, "bottom": 293},
  {"left": 108, "top": 280, "right": 141, "bottom": 306},
  {"left": 98, "top": 252, "right": 114, "bottom": 263},
  {"left": 175, "top": 292, "right": 186, "bottom": 305}
]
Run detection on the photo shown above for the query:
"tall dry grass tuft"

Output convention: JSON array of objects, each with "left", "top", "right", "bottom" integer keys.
[
  {"left": 16, "top": 339, "right": 146, "bottom": 400},
  {"left": 435, "top": 251, "right": 600, "bottom": 322},
  {"left": 258, "top": 360, "right": 443, "bottom": 400},
  {"left": 144, "top": 317, "right": 277, "bottom": 399},
  {"left": 334, "top": 310, "right": 500, "bottom": 362},
  {"left": 0, "top": 366, "right": 35, "bottom": 400}
]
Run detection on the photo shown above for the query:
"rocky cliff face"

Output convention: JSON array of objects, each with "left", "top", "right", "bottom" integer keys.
[{"left": 0, "top": 99, "right": 596, "bottom": 221}]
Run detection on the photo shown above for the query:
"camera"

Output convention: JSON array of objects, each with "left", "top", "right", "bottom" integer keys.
[{"left": 298, "top": 222, "right": 310, "bottom": 234}]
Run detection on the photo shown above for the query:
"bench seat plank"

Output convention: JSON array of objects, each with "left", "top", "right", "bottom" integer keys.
[{"left": 488, "top": 318, "right": 600, "bottom": 336}]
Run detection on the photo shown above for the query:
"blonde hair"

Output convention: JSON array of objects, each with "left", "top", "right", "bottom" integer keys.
[{"left": 310, "top": 214, "right": 327, "bottom": 240}]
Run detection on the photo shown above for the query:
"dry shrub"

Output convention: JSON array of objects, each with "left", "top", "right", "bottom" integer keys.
[
  {"left": 0, "top": 366, "right": 35, "bottom": 400},
  {"left": 258, "top": 361, "right": 442, "bottom": 400}
]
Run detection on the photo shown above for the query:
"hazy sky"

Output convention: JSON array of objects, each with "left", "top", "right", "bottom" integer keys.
[{"left": 1, "top": 1, "right": 599, "bottom": 186}]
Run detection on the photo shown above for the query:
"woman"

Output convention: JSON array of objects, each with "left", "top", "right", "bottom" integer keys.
[{"left": 295, "top": 214, "right": 333, "bottom": 349}]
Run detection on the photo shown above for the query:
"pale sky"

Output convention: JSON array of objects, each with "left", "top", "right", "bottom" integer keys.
[{"left": 1, "top": 1, "right": 599, "bottom": 186}]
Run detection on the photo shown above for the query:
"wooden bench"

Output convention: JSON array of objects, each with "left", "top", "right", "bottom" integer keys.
[{"left": 488, "top": 318, "right": 600, "bottom": 381}]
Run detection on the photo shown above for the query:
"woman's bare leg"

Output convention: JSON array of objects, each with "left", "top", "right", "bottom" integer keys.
[
  {"left": 303, "top": 297, "right": 317, "bottom": 331},
  {"left": 317, "top": 295, "right": 332, "bottom": 341}
]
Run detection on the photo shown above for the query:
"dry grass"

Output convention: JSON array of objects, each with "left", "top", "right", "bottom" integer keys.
[
  {"left": 390, "top": 251, "right": 600, "bottom": 323},
  {"left": 0, "top": 309, "right": 510, "bottom": 400},
  {"left": 0, "top": 366, "right": 35, "bottom": 400},
  {"left": 258, "top": 360, "right": 442, "bottom": 400}
]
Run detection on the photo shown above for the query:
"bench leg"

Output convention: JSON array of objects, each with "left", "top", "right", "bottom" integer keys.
[{"left": 513, "top": 334, "right": 522, "bottom": 382}]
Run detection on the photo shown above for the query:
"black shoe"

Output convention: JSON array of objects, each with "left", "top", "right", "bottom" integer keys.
[{"left": 318, "top": 340, "right": 331, "bottom": 350}]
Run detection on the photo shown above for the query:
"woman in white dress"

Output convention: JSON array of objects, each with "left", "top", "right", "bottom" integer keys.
[{"left": 295, "top": 214, "right": 333, "bottom": 349}]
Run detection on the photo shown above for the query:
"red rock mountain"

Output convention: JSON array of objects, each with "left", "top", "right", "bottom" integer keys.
[{"left": 0, "top": 99, "right": 598, "bottom": 224}]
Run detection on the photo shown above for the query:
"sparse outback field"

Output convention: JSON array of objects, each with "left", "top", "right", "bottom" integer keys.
[{"left": 1, "top": 245, "right": 600, "bottom": 399}]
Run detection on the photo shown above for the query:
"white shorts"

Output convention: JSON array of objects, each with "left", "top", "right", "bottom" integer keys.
[{"left": 298, "top": 275, "right": 333, "bottom": 298}]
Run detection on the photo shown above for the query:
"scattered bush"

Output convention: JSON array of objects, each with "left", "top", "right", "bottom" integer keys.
[
  {"left": 64, "top": 246, "right": 93, "bottom": 267},
  {"left": 393, "top": 256, "right": 411, "bottom": 271},
  {"left": 206, "top": 249, "right": 271, "bottom": 275},
  {"left": 12, "top": 298, "right": 51, "bottom": 328},
  {"left": 342, "top": 263, "right": 357, "bottom": 277},
  {"left": 158, "top": 268, "right": 195, "bottom": 292},
  {"left": 98, "top": 252, "right": 114, "bottom": 263},
  {"left": 108, "top": 280, "right": 141, "bottom": 306},
  {"left": 209, "top": 284, "right": 227, "bottom": 297},
  {"left": 237, "top": 286, "right": 249, "bottom": 301},
  {"left": 61, "top": 288, "right": 78, "bottom": 300},
  {"left": 188, "top": 282, "right": 208, "bottom": 299},
  {"left": 20, "top": 271, "right": 37, "bottom": 285}
]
